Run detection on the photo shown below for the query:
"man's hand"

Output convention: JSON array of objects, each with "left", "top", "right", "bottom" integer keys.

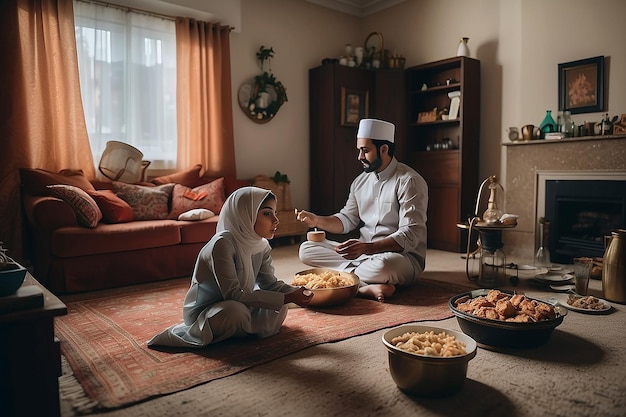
[{"left": 335, "top": 239, "right": 370, "bottom": 260}]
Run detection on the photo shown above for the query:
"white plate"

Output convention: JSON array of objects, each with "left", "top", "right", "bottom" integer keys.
[
  {"left": 535, "top": 272, "right": 574, "bottom": 283},
  {"left": 549, "top": 284, "right": 575, "bottom": 292},
  {"left": 517, "top": 264, "right": 539, "bottom": 270},
  {"left": 551, "top": 294, "right": 612, "bottom": 313}
]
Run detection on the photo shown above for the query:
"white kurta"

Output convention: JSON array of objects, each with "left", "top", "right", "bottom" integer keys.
[
  {"left": 148, "top": 231, "right": 297, "bottom": 348},
  {"left": 299, "top": 157, "right": 428, "bottom": 286}
]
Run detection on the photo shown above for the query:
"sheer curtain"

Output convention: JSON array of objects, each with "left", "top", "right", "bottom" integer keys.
[
  {"left": 73, "top": 1, "right": 177, "bottom": 169},
  {"left": 175, "top": 18, "right": 236, "bottom": 177},
  {"left": 0, "top": 0, "right": 93, "bottom": 262}
]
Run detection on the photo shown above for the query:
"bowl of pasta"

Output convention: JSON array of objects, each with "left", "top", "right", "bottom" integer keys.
[
  {"left": 448, "top": 289, "right": 567, "bottom": 349},
  {"left": 292, "top": 268, "right": 359, "bottom": 307},
  {"left": 382, "top": 325, "right": 477, "bottom": 397}
]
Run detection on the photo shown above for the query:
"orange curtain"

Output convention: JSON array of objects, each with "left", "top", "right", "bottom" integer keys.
[
  {"left": 175, "top": 18, "right": 236, "bottom": 178},
  {"left": 0, "top": 0, "right": 94, "bottom": 262}
]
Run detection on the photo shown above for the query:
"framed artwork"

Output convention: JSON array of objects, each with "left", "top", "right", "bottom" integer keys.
[
  {"left": 558, "top": 56, "right": 604, "bottom": 114},
  {"left": 340, "top": 88, "right": 369, "bottom": 127}
]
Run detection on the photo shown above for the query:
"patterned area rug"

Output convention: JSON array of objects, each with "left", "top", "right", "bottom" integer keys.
[{"left": 56, "top": 278, "right": 459, "bottom": 410}]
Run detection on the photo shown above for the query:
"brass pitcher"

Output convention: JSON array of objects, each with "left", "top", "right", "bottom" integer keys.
[{"left": 603, "top": 229, "right": 626, "bottom": 303}]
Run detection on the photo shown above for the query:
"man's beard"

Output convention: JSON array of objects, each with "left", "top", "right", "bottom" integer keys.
[{"left": 362, "top": 155, "right": 382, "bottom": 173}]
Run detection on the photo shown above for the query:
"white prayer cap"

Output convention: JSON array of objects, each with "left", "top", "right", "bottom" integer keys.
[{"left": 357, "top": 119, "right": 395, "bottom": 143}]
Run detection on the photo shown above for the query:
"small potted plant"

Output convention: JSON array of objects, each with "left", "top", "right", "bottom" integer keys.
[{"left": 0, "top": 241, "right": 27, "bottom": 296}]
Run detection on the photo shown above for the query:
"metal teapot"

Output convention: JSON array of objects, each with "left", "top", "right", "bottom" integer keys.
[{"left": 603, "top": 229, "right": 626, "bottom": 303}]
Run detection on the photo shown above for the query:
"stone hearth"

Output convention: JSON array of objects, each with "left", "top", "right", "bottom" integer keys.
[{"left": 502, "top": 135, "right": 626, "bottom": 263}]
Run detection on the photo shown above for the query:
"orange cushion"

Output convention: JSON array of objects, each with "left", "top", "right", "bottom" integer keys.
[
  {"left": 86, "top": 189, "right": 134, "bottom": 223},
  {"left": 20, "top": 168, "right": 95, "bottom": 196},
  {"left": 150, "top": 164, "right": 204, "bottom": 188},
  {"left": 167, "top": 177, "right": 226, "bottom": 219}
]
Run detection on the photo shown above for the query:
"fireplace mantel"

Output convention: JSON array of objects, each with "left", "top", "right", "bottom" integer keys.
[
  {"left": 502, "top": 135, "right": 626, "bottom": 262},
  {"left": 502, "top": 134, "right": 626, "bottom": 147}
]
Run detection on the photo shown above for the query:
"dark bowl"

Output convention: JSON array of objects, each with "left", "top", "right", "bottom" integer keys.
[
  {"left": 293, "top": 268, "right": 359, "bottom": 307},
  {"left": 0, "top": 263, "right": 27, "bottom": 296},
  {"left": 448, "top": 289, "right": 567, "bottom": 349}
]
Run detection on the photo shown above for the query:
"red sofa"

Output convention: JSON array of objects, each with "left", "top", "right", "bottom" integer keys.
[{"left": 20, "top": 165, "right": 250, "bottom": 294}]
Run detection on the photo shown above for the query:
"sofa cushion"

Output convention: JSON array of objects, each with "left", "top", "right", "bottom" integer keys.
[
  {"left": 20, "top": 168, "right": 95, "bottom": 196},
  {"left": 112, "top": 182, "right": 174, "bottom": 220},
  {"left": 50, "top": 220, "right": 182, "bottom": 258},
  {"left": 151, "top": 164, "right": 204, "bottom": 188},
  {"left": 177, "top": 208, "right": 215, "bottom": 221},
  {"left": 47, "top": 185, "right": 103, "bottom": 228},
  {"left": 167, "top": 177, "right": 226, "bottom": 219},
  {"left": 87, "top": 189, "right": 134, "bottom": 223}
]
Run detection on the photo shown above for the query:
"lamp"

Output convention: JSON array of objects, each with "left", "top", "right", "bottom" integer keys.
[{"left": 98, "top": 141, "right": 150, "bottom": 183}]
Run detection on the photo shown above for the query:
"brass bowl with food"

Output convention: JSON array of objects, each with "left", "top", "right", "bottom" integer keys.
[
  {"left": 292, "top": 268, "right": 359, "bottom": 307},
  {"left": 382, "top": 325, "right": 477, "bottom": 397},
  {"left": 448, "top": 289, "right": 567, "bottom": 349}
]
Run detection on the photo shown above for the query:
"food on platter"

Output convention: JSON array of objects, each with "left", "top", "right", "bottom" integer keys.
[
  {"left": 454, "top": 289, "right": 556, "bottom": 323},
  {"left": 567, "top": 294, "right": 609, "bottom": 311},
  {"left": 292, "top": 270, "right": 356, "bottom": 289},
  {"left": 391, "top": 330, "right": 467, "bottom": 357}
]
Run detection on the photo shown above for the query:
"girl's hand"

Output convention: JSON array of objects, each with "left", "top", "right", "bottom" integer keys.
[{"left": 284, "top": 287, "right": 314, "bottom": 306}]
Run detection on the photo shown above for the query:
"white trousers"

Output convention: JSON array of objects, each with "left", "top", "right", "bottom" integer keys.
[
  {"left": 298, "top": 239, "right": 423, "bottom": 287},
  {"left": 147, "top": 300, "right": 289, "bottom": 348}
]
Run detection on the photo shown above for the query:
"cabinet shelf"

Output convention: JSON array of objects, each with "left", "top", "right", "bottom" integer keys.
[
  {"left": 406, "top": 56, "right": 480, "bottom": 252},
  {"left": 409, "top": 83, "right": 461, "bottom": 95},
  {"left": 412, "top": 119, "right": 460, "bottom": 127}
]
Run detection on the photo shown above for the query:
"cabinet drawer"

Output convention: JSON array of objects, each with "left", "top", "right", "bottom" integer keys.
[{"left": 410, "top": 151, "right": 460, "bottom": 185}]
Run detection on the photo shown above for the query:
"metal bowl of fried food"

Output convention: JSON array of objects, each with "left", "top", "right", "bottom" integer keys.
[
  {"left": 292, "top": 268, "right": 359, "bottom": 307},
  {"left": 448, "top": 289, "right": 567, "bottom": 350},
  {"left": 382, "top": 325, "right": 477, "bottom": 397}
]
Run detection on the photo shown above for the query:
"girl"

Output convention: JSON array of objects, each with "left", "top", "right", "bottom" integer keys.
[{"left": 148, "top": 186, "right": 313, "bottom": 348}]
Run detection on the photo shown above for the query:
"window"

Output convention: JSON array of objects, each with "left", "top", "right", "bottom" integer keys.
[{"left": 74, "top": 1, "right": 177, "bottom": 169}]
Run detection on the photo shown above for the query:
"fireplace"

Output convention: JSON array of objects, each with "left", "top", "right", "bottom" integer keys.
[
  {"left": 503, "top": 136, "right": 626, "bottom": 263},
  {"left": 544, "top": 179, "right": 626, "bottom": 263}
]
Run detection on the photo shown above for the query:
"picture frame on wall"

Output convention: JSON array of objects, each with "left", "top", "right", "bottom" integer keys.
[
  {"left": 340, "top": 88, "right": 369, "bottom": 127},
  {"left": 558, "top": 56, "right": 604, "bottom": 114}
]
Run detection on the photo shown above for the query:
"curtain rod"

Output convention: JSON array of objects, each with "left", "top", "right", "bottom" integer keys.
[{"left": 76, "top": 0, "right": 234, "bottom": 29}]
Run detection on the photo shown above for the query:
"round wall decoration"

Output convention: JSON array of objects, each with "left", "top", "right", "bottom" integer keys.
[{"left": 238, "top": 46, "right": 288, "bottom": 124}]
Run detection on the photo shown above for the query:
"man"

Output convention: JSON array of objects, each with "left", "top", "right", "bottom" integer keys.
[{"left": 297, "top": 118, "right": 428, "bottom": 302}]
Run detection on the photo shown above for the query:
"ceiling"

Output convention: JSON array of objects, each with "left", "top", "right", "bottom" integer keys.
[{"left": 304, "top": 0, "right": 405, "bottom": 17}]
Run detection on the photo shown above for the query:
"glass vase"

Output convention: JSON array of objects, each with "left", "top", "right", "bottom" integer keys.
[
  {"left": 534, "top": 220, "right": 551, "bottom": 268},
  {"left": 539, "top": 110, "right": 558, "bottom": 135}
]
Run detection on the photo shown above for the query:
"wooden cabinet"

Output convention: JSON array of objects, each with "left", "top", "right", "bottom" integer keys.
[
  {"left": 309, "top": 63, "right": 406, "bottom": 218},
  {"left": 406, "top": 57, "right": 480, "bottom": 252}
]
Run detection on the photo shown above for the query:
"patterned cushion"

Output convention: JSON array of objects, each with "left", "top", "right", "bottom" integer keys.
[
  {"left": 86, "top": 189, "right": 134, "bottom": 223},
  {"left": 168, "top": 177, "right": 226, "bottom": 219},
  {"left": 47, "top": 184, "right": 102, "bottom": 228},
  {"left": 112, "top": 182, "right": 174, "bottom": 221}
]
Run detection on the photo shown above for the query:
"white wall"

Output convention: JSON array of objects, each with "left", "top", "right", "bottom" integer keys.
[{"left": 139, "top": 0, "right": 626, "bottom": 210}]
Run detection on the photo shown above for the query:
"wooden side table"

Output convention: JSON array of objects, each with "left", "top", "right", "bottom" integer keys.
[{"left": 0, "top": 273, "right": 67, "bottom": 417}]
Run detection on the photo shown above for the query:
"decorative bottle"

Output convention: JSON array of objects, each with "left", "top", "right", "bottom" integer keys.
[
  {"left": 603, "top": 229, "right": 626, "bottom": 303},
  {"left": 456, "top": 37, "right": 469, "bottom": 57},
  {"left": 560, "top": 111, "right": 573, "bottom": 137},
  {"left": 534, "top": 218, "right": 551, "bottom": 268},
  {"left": 539, "top": 110, "right": 558, "bottom": 136}
]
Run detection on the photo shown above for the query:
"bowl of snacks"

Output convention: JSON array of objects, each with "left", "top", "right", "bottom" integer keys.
[
  {"left": 292, "top": 268, "right": 359, "bottom": 307},
  {"left": 448, "top": 289, "right": 567, "bottom": 349},
  {"left": 382, "top": 325, "right": 477, "bottom": 397}
]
